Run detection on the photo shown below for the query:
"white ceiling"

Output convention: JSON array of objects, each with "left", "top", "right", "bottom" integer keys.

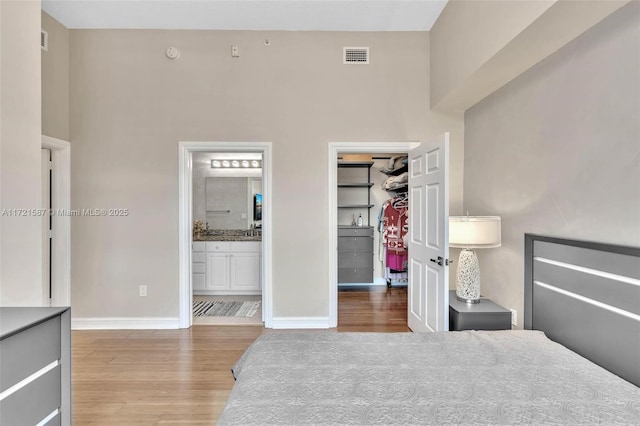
[{"left": 41, "top": 0, "right": 448, "bottom": 31}]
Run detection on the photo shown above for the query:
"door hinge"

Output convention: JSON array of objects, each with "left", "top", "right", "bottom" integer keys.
[
  {"left": 48, "top": 160, "right": 53, "bottom": 170},
  {"left": 48, "top": 229, "right": 53, "bottom": 239}
]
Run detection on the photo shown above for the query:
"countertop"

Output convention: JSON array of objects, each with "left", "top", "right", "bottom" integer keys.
[
  {"left": 193, "top": 229, "right": 261, "bottom": 242},
  {"left": 193, "top": 235, "right": 261, "bottom": 242}
]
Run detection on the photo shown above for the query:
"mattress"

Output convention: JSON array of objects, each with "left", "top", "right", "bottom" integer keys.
[{"left": 218, "top": 330, "right": 640, "bottom": 425}]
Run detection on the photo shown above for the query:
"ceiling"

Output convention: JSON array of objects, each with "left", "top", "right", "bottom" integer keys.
[{"left": 41, "top": 0, "right": 449, "bottom": 31}]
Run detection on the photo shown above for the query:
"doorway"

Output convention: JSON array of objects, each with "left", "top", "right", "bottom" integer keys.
[
  {"left": 191, "top": 152, "right": 264, "bottom": 325},
  {"left": 178, "top": 142, "right": 273, "bottom": 329},
  {"left": 41, "top": 135, "right": 71, "bottom": 307},
  {"left": 328, "top": 142, "right": 417, "bottom": 327}
]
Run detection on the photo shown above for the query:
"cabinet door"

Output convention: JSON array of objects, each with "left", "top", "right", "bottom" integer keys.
[
  {"left": 206, "top": 253, "right": 229, "bottom": 290},
  {"left": 229, "top": 253, "right": 261, "bottom": 291}
]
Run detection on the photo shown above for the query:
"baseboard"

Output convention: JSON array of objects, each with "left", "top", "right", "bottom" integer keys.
[
  {"left": 269, "top": 317, "right": 331, "bottom": 329},
  {"left": 72, "top": 317, "right": 180, "bottom": 330}
]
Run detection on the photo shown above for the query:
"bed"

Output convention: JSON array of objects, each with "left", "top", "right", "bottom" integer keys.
[{"left": 218, "top": 235, "right": 640, "bottom": 425}]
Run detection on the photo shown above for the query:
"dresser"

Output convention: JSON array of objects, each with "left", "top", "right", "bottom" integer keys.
[
  {"left": 338, "top": 226, "right": 374, "bottom": 283},
  {"left": 0, "top": 307, "right": 71, "bottom": 425}
]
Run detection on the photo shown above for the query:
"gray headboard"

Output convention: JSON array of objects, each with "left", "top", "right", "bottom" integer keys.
[{"left": 524, "top": 234, "right": 640, "bottom": 387}]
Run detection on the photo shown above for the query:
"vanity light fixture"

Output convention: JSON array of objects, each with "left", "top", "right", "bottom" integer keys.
[{"left": 211, "top": 159, "right": 262, "bottom": 168}]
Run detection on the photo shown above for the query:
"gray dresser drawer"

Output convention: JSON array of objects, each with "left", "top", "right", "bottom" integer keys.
[
  {"left": 338, "top": 251, "right": 374, "bottom": 268},
  {"left": 338, "top": 267, "right": 374, "bottom": 283},
  {"left": 0, "top": 364, "right": 61, "bottom": 426},
  {"left": 338, "top": 227, "right": 373, "bottom": 237},
  {"left": 338, "top": 236, "right": 373, "bottom": 252},
  {"left": 0, "top": 316, "right": 61, "bottom": 392}
]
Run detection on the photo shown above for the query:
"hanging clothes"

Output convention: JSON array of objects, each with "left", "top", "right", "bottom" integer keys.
[{"left": 382, "top": 194, "right": 408, "bottom": 272}]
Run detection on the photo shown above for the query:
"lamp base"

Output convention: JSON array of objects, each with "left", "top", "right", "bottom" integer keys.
[
  {"left": 456, "top": 295, "right": 480, "bottom": 304},
  {"left": 456, "top": 249, "right": 481, "bottom": 304}
]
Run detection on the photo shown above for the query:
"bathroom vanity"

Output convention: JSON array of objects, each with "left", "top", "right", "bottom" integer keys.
[{"left": 193, "top": 236, "right": 261, "bottom": 295}]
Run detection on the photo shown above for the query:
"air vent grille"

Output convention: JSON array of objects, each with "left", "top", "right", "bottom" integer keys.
[
  {"left": 41, "top": 30, "right": 48, "bottom": 51},
  {"left": 343, "top": 47, "right": 369, "bottom": 64}
]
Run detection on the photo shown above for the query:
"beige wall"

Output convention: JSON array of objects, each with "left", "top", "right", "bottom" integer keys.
[
  {"left": 430, "top": 0, "right": 554, "bottom": 110},
  {"left": 68, "top": 29, "right": 463, "bottom": 319},
  {"left": 0, "top": 0, "right": 43, "bottom": 305},
  {"left": 462, "top": 2, "right": 640, "bottom": 326},
  {"left": 430, "top": 0, "right": 629, "bottom": 113},
  {"left": 42, "top": 11, "right": 69, "bottom": 141}
]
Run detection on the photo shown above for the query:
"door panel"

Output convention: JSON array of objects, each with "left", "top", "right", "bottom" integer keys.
[{"left": 408, "top": 133, "right": 450, "bottom": 332}]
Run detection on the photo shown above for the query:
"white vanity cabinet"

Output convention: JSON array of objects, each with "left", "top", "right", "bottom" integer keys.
[
  {"left": 192, "top": 242, "right": 206, "bottom": 291},
  {"left": 193, "top": 241, "right": 261, "bottom": 295}
]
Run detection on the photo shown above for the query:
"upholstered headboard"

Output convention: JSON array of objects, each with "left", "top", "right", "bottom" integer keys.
[{"left": 524, "top": 234, "right": 640, "bottom": 387}]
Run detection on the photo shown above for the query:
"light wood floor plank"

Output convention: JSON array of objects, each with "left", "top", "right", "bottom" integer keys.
[{"left": 72, "top": 288, "right": 407, "bottom": 424}]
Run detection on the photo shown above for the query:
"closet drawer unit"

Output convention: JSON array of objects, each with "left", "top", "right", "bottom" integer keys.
[
  {"left": 193, "top": 242, "right": 206, "bottom": 252},
  {"left": 338, "top": 236, "right": 373, "bottom": 252},
  {"left": 338, "top": 251, "right": 374, "bottom": 268},
  {"left": 206, "top": 242, "right": 230, "bottom": 253},
  {"left": 338, "top": 267, "right": 373, "bottom": 283},
  {"left": 338, "top": 227, "right": 373, "bottom": 237}
]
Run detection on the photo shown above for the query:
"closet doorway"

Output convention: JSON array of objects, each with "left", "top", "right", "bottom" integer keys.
[{"left": 328, "top": 142, "right": 415, "bottom": 328}]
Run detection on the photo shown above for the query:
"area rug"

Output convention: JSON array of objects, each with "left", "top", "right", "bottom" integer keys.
[{"left": 193, "top": 300, "right": 260, "bottom": 317}]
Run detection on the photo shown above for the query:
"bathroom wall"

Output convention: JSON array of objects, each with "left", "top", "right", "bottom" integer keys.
[{"left": 192, "top": 152, "right": 261, "bottom": 230}]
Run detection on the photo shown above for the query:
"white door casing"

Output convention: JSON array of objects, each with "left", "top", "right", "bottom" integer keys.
[
  {"left": 41, "top": 136, "right": 71, "bottom": 308},
  {"left": 42, "top": 148, "right": 52, "bottom": 305},
  {"left": 408, "top": 133, "right": 450, "bottom": 332},
  {"left": 328, "top": 142, "right": 418, "bottom": 327},
  {"left": 178, "top": 141, "right": 273, "bottom": 329}
]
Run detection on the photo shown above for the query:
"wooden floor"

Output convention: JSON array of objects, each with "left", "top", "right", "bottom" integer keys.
[{"left": 72, "top": 288, "right": 408, "bottom": 425}]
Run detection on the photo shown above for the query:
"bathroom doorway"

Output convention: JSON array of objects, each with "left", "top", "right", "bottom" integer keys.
[
  {"left": 191, "top": 152, "right": 264, "bottom": 325},
  {"left": 178, "top": 142, "right": 273, "bottom": 329}
]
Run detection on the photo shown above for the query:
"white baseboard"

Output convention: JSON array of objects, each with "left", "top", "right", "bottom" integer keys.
[
  {"left": 269, "top": 317, "right": 331, "bottom": 329},
  {"left": 72, "top": 317, "right": 180, "bottom": 330}
]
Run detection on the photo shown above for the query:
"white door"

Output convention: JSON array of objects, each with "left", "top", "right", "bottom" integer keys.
[
  {"left": 42, "top": 149, "right": 52, "bottom": 306},
  {"left": 407, "top": 133, "right": 449, "bottom": 332},
  {"left": 230, "top": 253, "right": 261, "bottom": 291}
]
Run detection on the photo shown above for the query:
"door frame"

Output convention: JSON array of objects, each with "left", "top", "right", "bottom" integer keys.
[
  {"left": 328, "top": 141, "right": 418, "bottom": 327},
  {"left": 41, "top": 135, "right": 71, "bottom": 307},
  {"left": 178, "top": 141, "right": 273, "bottom": 329}
]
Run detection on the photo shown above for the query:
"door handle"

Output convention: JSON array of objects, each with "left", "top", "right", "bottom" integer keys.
[{"left": 429, "top": 256, "right": 452, "bottom": 266}]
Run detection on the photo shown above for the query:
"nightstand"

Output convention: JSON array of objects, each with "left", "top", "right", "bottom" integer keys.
[{"left": 449, "top": 290, "right": 512, "bottom": 331}]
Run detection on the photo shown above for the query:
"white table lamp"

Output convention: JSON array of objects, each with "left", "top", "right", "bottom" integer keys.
[{"left": 449, "top": 216, "right": 501, "bottom": 303}]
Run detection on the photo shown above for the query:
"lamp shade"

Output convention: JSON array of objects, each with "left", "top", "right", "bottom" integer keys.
[{"left": 449, "top": 216, "right": 501, "bottom": 249}]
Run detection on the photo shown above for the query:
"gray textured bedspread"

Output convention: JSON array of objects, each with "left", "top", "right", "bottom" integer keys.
[{"left": 218, "top": 330, "right": 640, "bottom": 425}]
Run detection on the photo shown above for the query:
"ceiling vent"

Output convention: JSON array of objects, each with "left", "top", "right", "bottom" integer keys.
[
  {"left": 41, "top": 30, "right": 48, "bottom": 51},
  {"left": 343, "top": 47, "right": 369, "bottom": 64}
]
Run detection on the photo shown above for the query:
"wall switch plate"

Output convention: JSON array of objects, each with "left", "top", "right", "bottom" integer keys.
[
  {"left": 231, "top": 45, "right": 239, "bottom": 57},
  {"left": 139, "top": 285, "right": 147, "bottom": 297},
  {"left": 510, "top": 308, "right": 517, "bottom": 327}
]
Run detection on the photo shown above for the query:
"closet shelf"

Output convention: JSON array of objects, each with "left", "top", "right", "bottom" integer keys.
[
  {"left": 383, "top": 165, "right": 408, "bottom": 176},
  {"left": 338, "top": 204, "right": 375, "bottom": 209},
  {"left": 338, "top": 161, "right": 374, "bottom": 168},
  {"left": 338, "top": 183, "right": 375, "bottom": 188}
]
